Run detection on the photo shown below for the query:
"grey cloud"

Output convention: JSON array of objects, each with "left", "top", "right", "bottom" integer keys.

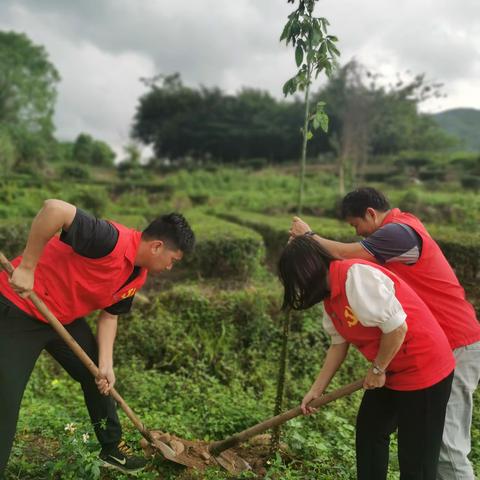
[
  {"left": 0, "top": 0, "right": 479, "bottom": 152},
  {"left": 1, "top": 0, "right": 293, "bottom": 89}
]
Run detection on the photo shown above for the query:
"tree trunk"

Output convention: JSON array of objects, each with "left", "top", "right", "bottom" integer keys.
[
  {"left": 270, "top": 312, "right": 291, "bottom": 454},
  {"left": 297, "top": 75, "right": 311, "bottom": 215}
]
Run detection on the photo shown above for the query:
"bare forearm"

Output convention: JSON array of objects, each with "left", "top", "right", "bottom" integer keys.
[
  {"left": 312, "top": 235, "right": 348, "bottom": 259},
  {"left": 21, "top": 199, "right": 76, "bottom": 269},
  {"left": 310, "top": 343, "right": 349, "bottom": 394},
  {"left": 289, "top": 216, "right": 374, "bottom": 261},
  {"left": 375, "top": 323, "right": 408, "bottom": 371},
  {"left": 97, "top": 312, "right": 118, "bottom": 368},
  {"left": 312, "top": 234, "right": 372, "bottom": 261}
]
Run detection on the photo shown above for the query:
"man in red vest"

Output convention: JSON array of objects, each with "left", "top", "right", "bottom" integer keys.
[
  {"left": 0, "top": 199, "right": 195, "bottom": 477},
  {"left": 289, "top": 187, "right": 480, "bottom": 480}
]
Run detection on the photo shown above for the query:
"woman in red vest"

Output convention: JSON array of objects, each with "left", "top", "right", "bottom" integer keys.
[
  {"left": 278, "top": 235, "right": 455, "bottom": 480},
  {"left": 289, "top": 187, "right": 480, "bottom": 480}
]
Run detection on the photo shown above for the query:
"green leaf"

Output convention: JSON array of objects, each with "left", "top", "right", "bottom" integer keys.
[
  {"left": 282, "top": 77, "right": 297, "bottom": 97},
  {"left": 314, "top": 64, "right": 325, "bottom": 78},
  {"left": 312, "top": 26, "right": 322, "bottom": 46},
  {"left": 325, "top": 62, "right": 333, "bottom": 77},
  {"left": 307, "top": 48, "right": 315, "bottom": 63},
  {"left": 279, "top": 22, "right": 291, "bottom": 42},
  {"left": 306, "top": 130, "right": 313, "bottom": 140},
  {"left": 295, "top": 45, "right": 304, "bottom": 67},
  {"left": 326, "top": 39, "right": 340, "bottom": 57},
  {"left": 320, "top": 17, "right": 330, "bottom": 32},
  {"left": 291, "top": 20, "right": 300, "bottom": 37},
  {"left": 313, "top": 103, "right": 329, "bottom": 133},
  {"left": 319, "top": 113, "right": 329, "bottom": 133}
]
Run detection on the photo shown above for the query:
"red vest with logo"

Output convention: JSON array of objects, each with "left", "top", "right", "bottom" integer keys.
[
  {"left": 0, "top": 222, "right": 147, "bottom": 324},
  {"left": 381, "top": 208, "right": 480, "bottom": 349},
  {"left": 324, "top": 259, "right": 455, "bottom": 391}
]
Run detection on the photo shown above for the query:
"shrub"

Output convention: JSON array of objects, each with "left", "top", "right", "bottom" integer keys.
[
  {"left": 215, "top": 210, "right": 355, "bottom": 266},
  {"left": 418, "top": 167, "right": 446, "bottom": 182},
  {"left": 460, "top": 175, "right": 480, "bottom": 191},
  {"left": 110, "top": 180, "right": 174, "bottom": 198},
  {"left": 364, "top": 171, "right": 393, "bottom": 182},
  {"left": 110, "top": 214, "right": 147, "bottom": 230},
  {"left": 115, "top": 284, "right": 282, "bottom": 384},
  {"left": 66, "top": 187, "right": 109, "bottom": 217},
  {"left": 188, "top": 194, "right": 210, "bottom": 206},
  {"left": 59, "top": 164, "right": 90, "bottom": 180},
  {"left": 0, "top": 219, "right": 30, "bottom": 258},
  {"left": 427, "top": 225, "right": 480, "bottom": 283},
  {"left": 398, "top": 190, "right": 421, "bottom": 213},
  {"left": 179, "top": 211, "right": 265, "bottom": 280},
  {"left": 385, "top": 174, "right": 411, "bottom": 188}
]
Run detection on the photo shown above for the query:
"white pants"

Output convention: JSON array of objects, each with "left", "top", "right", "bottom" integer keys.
[{"left": 437, "top": 341, "right": 480, "bottom": 480}]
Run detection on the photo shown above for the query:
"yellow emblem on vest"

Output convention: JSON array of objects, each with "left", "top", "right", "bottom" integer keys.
[
  {"left": 344, "top": 306, "right": 358, "bottom": 327},
  {"left": 120, "top": 288, "right": 137, "bottom": 299}
]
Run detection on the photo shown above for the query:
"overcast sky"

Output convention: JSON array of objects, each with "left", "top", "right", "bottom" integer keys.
[{"left": 1, "top": 0, "right": 479, "bottom": 157}]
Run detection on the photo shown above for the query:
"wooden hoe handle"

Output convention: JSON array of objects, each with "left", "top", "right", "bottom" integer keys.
[{"left": 209, "top": 379, "right": 364, "bottom": 455}]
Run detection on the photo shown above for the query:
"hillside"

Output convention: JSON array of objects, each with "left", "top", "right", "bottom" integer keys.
[{"left": 432, "top": 108, "right": 480, "bottom": 151}]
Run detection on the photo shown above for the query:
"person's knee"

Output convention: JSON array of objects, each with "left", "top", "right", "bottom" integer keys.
[{"left": 68, "top": 365, "right": 96, "bottom": 385}]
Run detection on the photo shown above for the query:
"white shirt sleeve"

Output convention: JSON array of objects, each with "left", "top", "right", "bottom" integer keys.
[
  {"left": 345, "top": 264, "right": 407, "bottom": 333},
  {"left": 322, "top": 306, "right": 347, "bottom": 344}
]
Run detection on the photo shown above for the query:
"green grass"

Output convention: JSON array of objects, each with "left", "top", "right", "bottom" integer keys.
[{"left": 2, "top": 166, "right": 479, "bottom": 480}]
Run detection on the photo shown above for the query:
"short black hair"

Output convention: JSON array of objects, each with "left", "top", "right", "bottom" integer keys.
[
  {"left": 278, "top": 235, "right": 336, "bottom": 311},
  {"left": 341, "top": 187, "right": 390, "bottom": 219},
  {"left": 142, "top": 213, "right": 195, "bottom": 254}
]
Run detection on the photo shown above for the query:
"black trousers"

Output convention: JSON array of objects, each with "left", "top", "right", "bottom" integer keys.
[
  {"left": 356, "top": 371, "right": 454, "bottom": 480},
  {"left": 0, "top": 295, "right": 121, "bottom": 477}
]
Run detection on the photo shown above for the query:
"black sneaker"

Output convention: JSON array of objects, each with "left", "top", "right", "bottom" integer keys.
[{"left": 100, "top": 440, "right": 148, "bottom": 473}]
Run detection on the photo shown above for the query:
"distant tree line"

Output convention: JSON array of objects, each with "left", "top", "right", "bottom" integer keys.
[
  {"left": 133, "top": 64, "right": 455, "bottom": 167},
  {"left": 132, "top": 73, "right": 307, "bottom": 164}
]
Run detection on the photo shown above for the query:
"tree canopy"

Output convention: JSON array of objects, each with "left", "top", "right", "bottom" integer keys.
[
  {"left": 133, "top": 66, "right": 453, "bottom": 167},
  {"left": 132, "top": 74, "right": 306, "bottom": 164},
  {"left": 0, "top": 31, "right": 60, "bottom": 135},
  {"left": 0, "top": 30, "right": 60, "bottom": 171}
]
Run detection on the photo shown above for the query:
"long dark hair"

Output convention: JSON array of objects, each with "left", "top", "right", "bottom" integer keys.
[{"left": 278, "top": 236, "right": 336, "bottom": 311}]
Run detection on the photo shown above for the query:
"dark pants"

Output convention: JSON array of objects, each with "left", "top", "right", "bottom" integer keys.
[
  {"left": 356, "top": 371, "right": 454, "bottom": 480},
  {"left": 0, "top": 295, "right": 121, "bottom": 477}
]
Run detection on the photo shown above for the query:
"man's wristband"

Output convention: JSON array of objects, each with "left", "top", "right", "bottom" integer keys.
[{"left": 305, "top": 230, "right": 316, "bottom": 237}]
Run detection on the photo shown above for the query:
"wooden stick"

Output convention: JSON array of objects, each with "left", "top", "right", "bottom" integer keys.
[
  {"left": 0, "top": 252, "right": 177, "bottom": 460},
  {"left": 209, "top": 378, "right": 364, "bottom": 455}
]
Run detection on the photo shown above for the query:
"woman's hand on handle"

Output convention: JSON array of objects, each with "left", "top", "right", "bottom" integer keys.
[
  {"left": 363, "top": 366, "right": 386, "bottom": 390},
  {"left": 301, "top": 388, "right": 323, "bottom": 415}
]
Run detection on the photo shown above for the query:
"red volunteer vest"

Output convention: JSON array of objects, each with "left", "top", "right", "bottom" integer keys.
[
  {"left": 324, "top": 259, "right": 454, "bottom": 391},
  {"left": 0, "top": 222, "right": 147, "bottom": 324},
  {"left": 381, "top": 208, "right": 480, "bottom": 349}
]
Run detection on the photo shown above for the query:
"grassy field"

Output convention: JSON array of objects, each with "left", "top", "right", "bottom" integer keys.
[{"left": 1, "top": 166, "right": 479, "bottom": 479}]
